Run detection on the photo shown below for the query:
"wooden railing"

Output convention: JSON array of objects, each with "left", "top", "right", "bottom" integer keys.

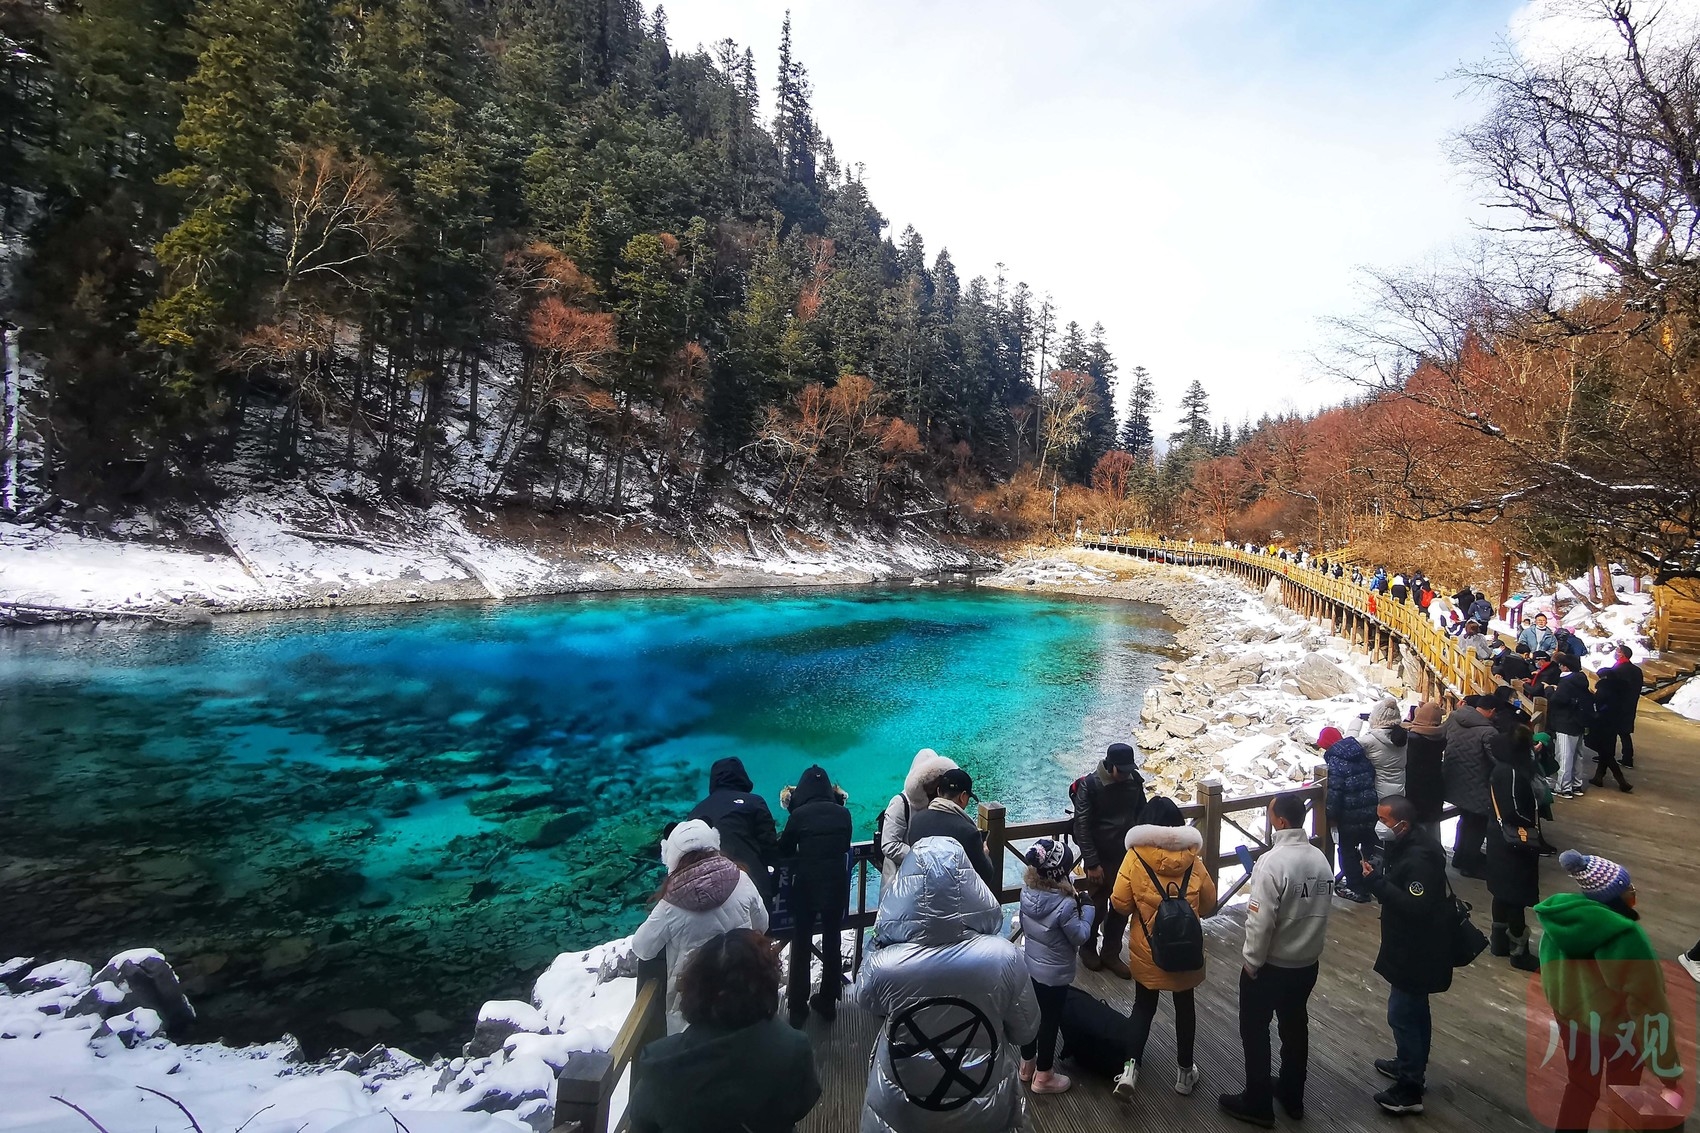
[
  {"left": 557, "top": 773, "right": 1335, "bottom": 1133},
  {"left": 975, "top": 769, "right": 1333, "bottom": 910},
  {"left": 1080, "top": 534, "right": 1504, "bottom": 706}
]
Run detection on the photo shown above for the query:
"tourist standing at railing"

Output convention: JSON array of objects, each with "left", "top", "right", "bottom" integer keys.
[
  {"left": 907, "top": 768, "right": 999, "bottom": 893},
  {"left": 858, "top": 838, "right": 1040, "bottom": 1133},
  {"left": 1071, "top": 742, "right": 1148, "bottom": 979},
  {"left": 1516, "top": 613, "right": 1557, "bottom": 656},
  {"left": 1443, "top": 697, "right": 1500, "bottom": 880},
  {"left": 1219, "top": 792, "right": 1335, "bottom": 1128},
  {"left": 778, "top": 765, "right": 852, "bottom": 1028},
  {"left": 1360, "top": 795, "right": 1452, "bottom": 1116},
  {"left": 1015, "top": 837, "right": 1094, "bottom": 1094},
  {"left": 1110, "top": 796, "right": 1218, "bottom": 1101},
  {"left": 1357, "top": 698, "right": 1409, "bottom": 801},
  {"left": 688, "top": 757, "right": 780, "bottom": 908},
  {"left": 633, "top": 820, "right": 771, "bottom": 1034},
  {"left": 1426, "top": 591, "right": 1455, "bottom": 630},
  {"left": 1493, "top": 642, "right": 1535, "bottom": 688},
  {"left": 1319, "top": 726, "right": 1378, "bottom": 904},
  {"left": 1404, "top": 703, "right": 1447, "bottom": 827},
  {"left": 1466, "top": 590, "right": 1496, "bottom": 629},
  {"left": 1458, "top": 620, "right": 1494, "bottom": 662},
  {"left": 1390, "top": 574, "right": 1409, "bottom": 604},
  {"left": 878, "top": 748, "right": 958, "bottom": 887},
  {"left": 1546, "top": 656, "right": 1595, "bottom": 799},
  {"left": 628, "top": 929, "right": 821, "bottom": 1133},
  {"left": 1487, "top": 728, "right": 1543, "bottom": 974}
]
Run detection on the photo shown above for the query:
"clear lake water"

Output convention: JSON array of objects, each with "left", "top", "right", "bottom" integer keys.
[{"left": 0, "top": 585, "right": 1177, "bottom": 1055}]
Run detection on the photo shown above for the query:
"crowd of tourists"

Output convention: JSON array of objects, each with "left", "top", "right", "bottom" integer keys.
[{"left": 624, "top": 723, "right": 1691, "bottom": 1133}]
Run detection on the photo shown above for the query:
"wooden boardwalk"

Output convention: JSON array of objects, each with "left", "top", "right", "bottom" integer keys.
[{"left": 797, "top": 701, "right": 1700, "bottom": 1133}]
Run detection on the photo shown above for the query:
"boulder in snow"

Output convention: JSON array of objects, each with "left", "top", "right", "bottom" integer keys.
[
  {"left": 91, "top": 948, "right": 196, "bottom": 1032},
  {"left": 1294, "top": 654, "right": 1355, "bottom": 699},
  {"left": 466, "top": 999, "right": 545, "bottom": 1058}
]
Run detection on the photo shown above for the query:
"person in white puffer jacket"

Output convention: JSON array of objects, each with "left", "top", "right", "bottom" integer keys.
[
  {"left": 878, "top": 748, "right": 958, "bottom": 886},
  {"left": 1355, "top": 697, "right": 1409, "bottom": 800},
  {"left": 632, "top": 819, "right": 769, "bottom": 1033}
]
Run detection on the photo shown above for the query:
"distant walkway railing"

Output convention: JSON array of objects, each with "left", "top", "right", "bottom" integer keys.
[{"left": 1079, "top": 534, "right": 1501, "bottom": 707}]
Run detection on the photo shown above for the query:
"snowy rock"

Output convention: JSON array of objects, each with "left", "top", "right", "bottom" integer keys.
[
  {"left": 1160, "top": 714, "right": 1207, "bottom": 739},
  {"left": 0, "top": 956, "right": 39, "bottom": 989},
  {"left": 92, "top": 1006, "right": 165, "bottom": 1048},
  {"left": 1293, "top": 654, "right": 1355, "bottom": 699},
  {"left": 91, "top": 948, "right": 196, "bottom": 1033},
  {"left": 1263, "top": 577, "right": 1284, "bottom": 604},
  {"left": 466, "top": 1000, "right": 544, "bottom": 1057},
  {"left": 19, "top": 959, "right": 93, "bottom": 994}
]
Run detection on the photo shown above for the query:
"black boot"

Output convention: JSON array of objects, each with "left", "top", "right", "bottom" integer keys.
[
  {"left": 1218, "top": 1092, "right": 1275, "bottom": 1128},
  {"left": 1490, "top": 922, "right": 1511, "bottom": 957},
  {"left": 1509, "top": 928, "right": 1540, "bottom": 972}
]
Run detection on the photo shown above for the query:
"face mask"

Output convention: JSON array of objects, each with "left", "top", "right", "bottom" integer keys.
[{"left": 1375, "top": 821, "right": 1398, "bottom": 842}]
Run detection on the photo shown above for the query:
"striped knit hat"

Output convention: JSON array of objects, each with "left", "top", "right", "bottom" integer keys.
[{"left": 1559, "top": 850, "right": 1632, "bottom": 902}]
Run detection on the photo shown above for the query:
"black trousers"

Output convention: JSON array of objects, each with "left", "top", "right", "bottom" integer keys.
[
  {"left": 1129, "top": 981, "right": 1196, "bottom": 1067},
  {"left": 1238, "top": 962, "right": 1319, "bottom": 1112},
  {"left": 786, "top": 885, "right": 844, "bottom": 1009},
  {"left": 1589, "top": 732, "right": 1631, "bottom": 786},
  {"left": 1491, "top": 897, "right": 1527, "bottom": 935},
  {"left": 1452, "top": 811, "right": 1489, "bottom": 870},
  {"left": 1019, "top": 979, "right": 1070, "bottom": 1071}
]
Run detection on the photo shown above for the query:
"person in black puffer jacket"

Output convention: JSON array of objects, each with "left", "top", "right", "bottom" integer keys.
[
  {"left": 1487, "top": 728, "right": 1543, "bottom": 973},
  {"left": 1070, "top": 743, "right": 1148, "bottom": 978},
  {"left": 778, "top": 765, "right": 852, "bottom": 1027},
  {"left": 1362, "top": 797, "right": 1453, "bottom": 1115},
  {"left": 689, "top": 757, "right": 779, "bottom": 906},
  {"left": 1443, "top": 697, "right": 1501, "bottom": 878},
  {"left": 1545, "top": 657, "right": 1594, "bottom": 798}
]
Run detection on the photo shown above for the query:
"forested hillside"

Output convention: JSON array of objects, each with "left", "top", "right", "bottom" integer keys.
[{"left": 0, "top": 1, "right": 1127, "bottom": 528}]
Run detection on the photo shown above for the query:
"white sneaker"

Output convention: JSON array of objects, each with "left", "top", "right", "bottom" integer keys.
[
  {"left": 1680, "top": 952, "right": 1700, "bottom": 984},
  {"left": 1175, "top": 1064, "right": 1200, "bottom": 1095},
  {"left": 1113, "top": 1059, "right": 1139, "bottom": 1099}
]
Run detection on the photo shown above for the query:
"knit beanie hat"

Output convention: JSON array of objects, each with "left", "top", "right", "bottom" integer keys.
[
  {"left": 1317, "top": 726, "right": 1344, "bottom": 750},
  {"left": 661, "top": 819, "right": 720, "bottom": 872},
  {"left": 1368, "top": 698, "right": 1402, "bottom": 730},
  {"left": 1559, "top": 850, "right": 1633, "bottom": 902},
  {"left": 1023, "top": 837, "right": 1076, "bottom": 881}
]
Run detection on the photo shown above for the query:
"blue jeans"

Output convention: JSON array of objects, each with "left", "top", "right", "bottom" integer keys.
[{"left": 1387, "top": 987, "right": 1431, "bottom": 1090}]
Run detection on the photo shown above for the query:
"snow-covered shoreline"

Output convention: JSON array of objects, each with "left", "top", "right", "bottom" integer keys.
[{"left": 0, "top": 490, "right": 994, "bottom": 627}]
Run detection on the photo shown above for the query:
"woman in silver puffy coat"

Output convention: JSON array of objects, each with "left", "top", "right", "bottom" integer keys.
[{"left": 857, "top": 837, "right": 1040, "bottom": 1133}]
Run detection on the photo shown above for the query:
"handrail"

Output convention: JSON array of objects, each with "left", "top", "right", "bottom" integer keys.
[
  {"left": 1080, "top": 534, "right": 1507, "bottom": 706},
  {"left": 554, "top": 977, "right": 665, "bottom": 1133}
]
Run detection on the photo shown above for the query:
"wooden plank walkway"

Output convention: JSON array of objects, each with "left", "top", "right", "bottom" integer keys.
[{"left": 798, "top": 699, "right": 1700, "bottom": 1133}]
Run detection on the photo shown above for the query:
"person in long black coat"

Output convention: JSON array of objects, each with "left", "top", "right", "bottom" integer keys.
[
  {"left": 1362, "top": 798, "right": 1453, "bottom": 1114},
  {"left": 777, "top": 764, "right": 852, "bottom": 1026},
  {"left": 1590, "top": 644, "right": 1643, "bottom": 781},
  {"left": 1404, "top": 702, "right": 1447, "bottom": 826},
  {"left": 689, "top": 756, "right": 780, "bottom": 906},
  {"left": 1487, "top": 728, "right": 1542, "bottom": 972}
]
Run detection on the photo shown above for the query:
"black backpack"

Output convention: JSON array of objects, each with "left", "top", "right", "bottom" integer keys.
[{"left": 1130, "top": 852, "right": 1204, "bottom": 973}]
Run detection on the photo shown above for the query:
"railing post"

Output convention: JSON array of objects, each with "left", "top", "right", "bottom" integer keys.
[
  {"left": 978, "top": 800, "right": 1009, "bottom": 899},
  {"left": 1310, "top": 761, "right": 1334, "bottom": 866},
  {"left": 1196, "top": 777, "right": 1224, "bottom": 890}
]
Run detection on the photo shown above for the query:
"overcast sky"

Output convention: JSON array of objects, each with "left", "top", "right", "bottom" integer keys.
[{"left": 660, "top": 1, "right": 1598, "bottom": 435}]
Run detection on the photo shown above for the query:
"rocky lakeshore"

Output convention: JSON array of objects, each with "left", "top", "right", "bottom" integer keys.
[{"left": 981, "top": 548, "right": 1412, "bottom": 801}]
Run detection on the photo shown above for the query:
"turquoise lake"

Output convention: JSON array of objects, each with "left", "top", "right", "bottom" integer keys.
[{"left": 0, "top": 585, "right": 1176, "bottom": 1054}]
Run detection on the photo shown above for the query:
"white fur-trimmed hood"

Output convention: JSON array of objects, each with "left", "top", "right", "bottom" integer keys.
[
  {"left": 1125, "top": 824, "right": 1204, "bottom": 853},
  {"left": 902, "top": 749, "right": 959, "bottom": 806}
]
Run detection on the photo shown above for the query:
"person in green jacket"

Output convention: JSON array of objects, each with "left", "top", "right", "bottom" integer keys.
[
  {"left": 628, "top": 929, "right": 822, "bottom": 1133},
  {"left": 1535, "top": 852, "right": 1685, "bottom": 1133}
]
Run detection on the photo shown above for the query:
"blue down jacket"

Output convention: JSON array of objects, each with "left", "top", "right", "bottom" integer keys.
[
  {"left": 1324, "top": 736, "right": 1378, "bottom": 833},
  {"left": 857, "top": 838, "right": 1040, "bottom": 1133}
]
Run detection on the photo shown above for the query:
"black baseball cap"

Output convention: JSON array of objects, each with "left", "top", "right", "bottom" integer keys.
[
  {"left": 935, "top": 768, "right": 974, "bottom": 797},
  {"left": 1105, "top": 742, "right": 1138, "bottom": 768}
]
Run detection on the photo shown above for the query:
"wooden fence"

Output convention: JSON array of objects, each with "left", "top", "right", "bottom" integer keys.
[
  {"left": 1080, "top": 534, "right": 1504, "bottom": 707},
  {"left": 556, "top": 770, "right": 1334, "bottom": 1133}
]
